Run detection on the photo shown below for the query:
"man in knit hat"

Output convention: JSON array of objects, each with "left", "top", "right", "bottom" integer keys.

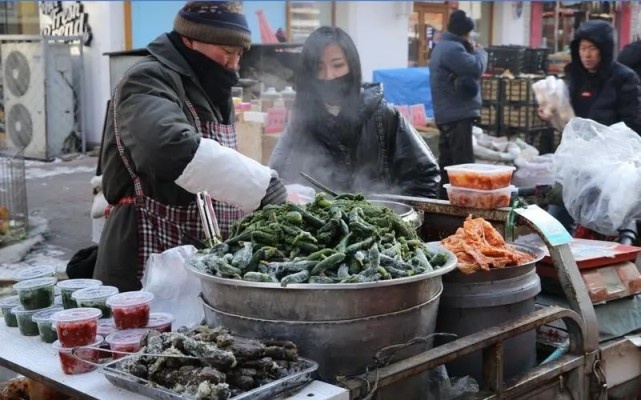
[
  {"left": 429, "top": 10, "right": 487, "bottom": 199},
  {"left": 94, "top": 1, "right": 287, "bottom": 291}
]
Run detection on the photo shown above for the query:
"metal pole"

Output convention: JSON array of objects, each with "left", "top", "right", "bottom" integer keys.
[
  {"left": 554, "top": 1, "right": 560, "bottom": 53},
  {"left": 79, "top": 42, "right": 86, "bottom": 155}
]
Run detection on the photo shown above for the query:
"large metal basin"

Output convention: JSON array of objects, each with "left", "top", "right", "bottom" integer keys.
[
  {"left": 202, "top": 285, "right": 442, "bottom": 395},
  {"left": 186, "top": 244, "right": 456, "bottom": 321}
]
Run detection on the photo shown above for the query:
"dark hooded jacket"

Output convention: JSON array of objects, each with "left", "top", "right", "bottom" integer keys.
[
  {"left": 618, "top": 40, "right": 641, "bottom": 82},
  {"left": 269, "top": 83, "right": 441, "bottom": 198},
  {"left": 565, "top": 20, "right": 641, "bottom": 134}
]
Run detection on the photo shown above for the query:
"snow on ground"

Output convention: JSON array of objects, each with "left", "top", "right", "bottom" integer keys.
[{"left": 25, "top": 165, "right": 95, "bottom": 180}]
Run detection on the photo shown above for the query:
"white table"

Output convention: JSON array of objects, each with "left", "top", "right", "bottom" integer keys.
[{"left": 0, "top": 323, "right": 348, "bottom": 400}]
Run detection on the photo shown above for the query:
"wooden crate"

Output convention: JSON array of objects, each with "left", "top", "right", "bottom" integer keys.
[
  {"left": 480, "top": 105, "right": 498, "bottom": 127},
  {"left": 503, "top": 105, "right": 546, "bottom": 129},
  {"left": 503, "top": 79, "right": 536, "bottom": 103},
  {"left": 481, "top": 77, "right": 501, "bottom": 102}
]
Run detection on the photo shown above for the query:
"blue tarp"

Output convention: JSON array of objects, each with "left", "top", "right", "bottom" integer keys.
[{"left": 372, "top": 67, "right": 434, "bottom": 118}]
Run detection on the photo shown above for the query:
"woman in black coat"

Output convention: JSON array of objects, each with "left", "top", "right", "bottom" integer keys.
[{"left": 269, "top": 27, "right": 440, "bottom": 198}]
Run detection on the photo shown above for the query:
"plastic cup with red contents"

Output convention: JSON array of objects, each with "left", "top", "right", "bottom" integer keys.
[
  {"left": 52, "top": 335, "right": 104, "bottom": 375},
  {"left": 145, "top": 312, "right": 174, "bottom": 333},
  {"left": 97, "top": 318, "right": 118, "bottom": 359},
  {"left": 51, "top": 308, "right": 102, "bottom": 347},
  {"left": 106, "top": 291, "right": 154, "bottom": 329},
  {"left": 72, "top": 286, "right": 119, "bottom": 318},
  {"left": 56, "top": 279, "right": 102, "bottom": 309},
  {"left": 15, "top": 265, "right": 57, "bottom": 282},
  {"left": 105, "top": 329, "right": 151, "bottom": 359}
]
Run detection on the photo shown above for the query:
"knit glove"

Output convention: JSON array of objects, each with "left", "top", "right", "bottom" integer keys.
[{"left": 260, "top": 170, "right": 288, "bottom": 208}]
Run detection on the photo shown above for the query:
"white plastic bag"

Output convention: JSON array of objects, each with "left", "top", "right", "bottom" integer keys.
[
  {"left": 513, "top": 154, "right": 554, "bottom": 188},
  {"left": 553, "top": 118, "right": 641, "bottom": 235},
  {"left": 286, "top": 184, "right": 316, "bottom": 204},
  {"left": 142, "top": 245, "right": 204, "bottom": 329},
  {"left": 532, "top": 76, "right": 574, "bottom": 131}
]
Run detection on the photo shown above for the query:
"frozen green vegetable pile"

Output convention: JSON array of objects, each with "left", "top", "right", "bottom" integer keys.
[{"left": 188, "top": 194, "right": 450, "bottom": 285}]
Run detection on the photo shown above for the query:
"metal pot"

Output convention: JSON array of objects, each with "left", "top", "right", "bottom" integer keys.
[{"left": 368, "top": 199, "right": 423, "bottom": 229}]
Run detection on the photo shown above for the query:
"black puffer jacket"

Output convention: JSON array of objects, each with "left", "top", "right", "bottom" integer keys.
[
  {"left": 618, "top": 40, "right": 641, "bottom": 82},
  {"left": 269, "top": 83, "right": 440, "bottom": 198},
  {"left": 565, "top": 20, "right": 641, "bottom": 134}
]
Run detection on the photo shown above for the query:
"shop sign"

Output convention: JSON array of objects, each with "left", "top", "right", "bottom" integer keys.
[{"left": 40, "top": 1, "right": 93, "bottom": 46}]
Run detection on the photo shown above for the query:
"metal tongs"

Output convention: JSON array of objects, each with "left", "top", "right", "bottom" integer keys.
[{"left": 196, "top": 191, "right": 222, "bottom": 246}]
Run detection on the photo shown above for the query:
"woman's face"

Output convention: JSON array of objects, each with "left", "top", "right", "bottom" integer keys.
[{"left": 316, "top": 44, "right": 350, "bottom": 80}]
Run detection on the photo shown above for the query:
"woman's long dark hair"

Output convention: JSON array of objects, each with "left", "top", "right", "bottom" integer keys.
[{"left": 291, "top": 26, "right": 363, "bottom": 127}]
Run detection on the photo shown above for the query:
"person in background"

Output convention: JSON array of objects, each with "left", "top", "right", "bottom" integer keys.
[
  {"left": 429, "top": 10, "right": 487, "bottom": 199},
  {"left": 95, "top": 1, "right": 287, "bottom": 292},
  {"left": 618, "top": 37, "right": 641, "bottom": 82},
  {"left": 542, "top": 20, "right": 641, "bottom": 236},
  {"left": 269, "top": 26, "right": 440, "bottom": 198},
  {"left": 563, "top": 20, "right": 641, "bottom": 134}
]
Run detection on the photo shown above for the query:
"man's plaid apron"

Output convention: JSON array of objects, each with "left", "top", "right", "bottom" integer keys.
[{"left": 107, "top": 91, "right": 243, "bottom": 280}]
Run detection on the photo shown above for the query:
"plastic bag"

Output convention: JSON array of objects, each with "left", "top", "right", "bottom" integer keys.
[
  {"left": 427, "top": 365, "right": 479, "bottom": 399},
  {"left": 513, "top": 154, "right": 555, "bottom": 188},
  {"left": 286, "top": 184, "right": 316, "bottom": 204},
  {"left": 532, "top": 76, "right": 574, "bottom": 131},
  {"left": 142, "top": 245, "right": 204, "bottom": 329},
  {"left": 553, "top": 118, "right": 641, "bottom": 235}
]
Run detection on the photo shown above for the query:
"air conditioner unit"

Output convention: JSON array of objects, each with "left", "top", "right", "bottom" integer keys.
[{"left": 1, "top": 41, "right": 75, "bottom": 160}]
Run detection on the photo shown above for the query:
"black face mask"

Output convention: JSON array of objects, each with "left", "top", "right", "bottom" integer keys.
[
  {"left": 168, "top": 31, "right": 238, "bottom": 112},
  {"left": 313, "top": 74, "right": 353, "bottom": 105}
]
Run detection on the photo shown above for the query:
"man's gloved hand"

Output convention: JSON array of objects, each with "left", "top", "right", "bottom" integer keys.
[{"left": 260, "top": 170, "right": 288, "bottom": 208}]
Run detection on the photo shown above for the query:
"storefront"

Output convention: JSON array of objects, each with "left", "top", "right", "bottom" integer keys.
[{"left": 530, "top": 1, "right": 638, "bottom": 50}]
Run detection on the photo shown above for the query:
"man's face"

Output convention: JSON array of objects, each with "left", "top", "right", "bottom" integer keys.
[
  {"left": 182, "top": 37, "right": 244, "bottom": 70},
  {"left": 579, "top": 39, "right": 601, "bottom": 73}
]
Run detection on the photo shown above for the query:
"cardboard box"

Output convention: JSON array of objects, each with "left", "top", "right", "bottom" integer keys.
[
  {"left": 262, "top": 134, "right": 281, "bottom": 165},
  {"left": 236, "top": 120, "right": 263, "bottom": 163}
]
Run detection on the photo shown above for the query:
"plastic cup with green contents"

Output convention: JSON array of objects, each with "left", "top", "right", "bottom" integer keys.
[
  {"left": 13, "top": 277, "right": 57, "bottom": 310},
  {"left": 12, "top": 305, "right": 53, "bottom": 336},
  {"left": 32, "top": 306, "right": 64, "bottom": 343},
  {"left": 15, "top": 265, "right": 57, "bottom": 282},
  {"left": 56, "top": 279, "right": 102, "bottom": 309},
  {"left": 0, "top": 295, "right": 20, "bottom": 327},
  {"left": 72, "top": 286, "right": 119, "bottom": 318}
]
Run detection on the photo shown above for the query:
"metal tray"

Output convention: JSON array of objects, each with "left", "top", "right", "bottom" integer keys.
[{"left": 99, "top": 355, "right": 318, "bottom": 400}]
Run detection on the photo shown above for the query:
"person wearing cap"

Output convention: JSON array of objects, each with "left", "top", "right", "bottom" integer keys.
[
  {"left": 429, "top": 10, "right": 487, "bottom": 199},
  {"left": 94, "top": 1, "right": 287, "bottom": 292}
]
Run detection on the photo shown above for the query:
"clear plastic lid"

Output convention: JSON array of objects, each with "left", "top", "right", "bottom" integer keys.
[
  {"left": 97, "top": 318, "right": 117, "bottom": 336},
  {"left": 0, "top": 295, "right": 20, "bottom": 308},
  {"left": 146, "top": 312, "right": 174, "bottom": 328},
  {"left": 12, "top": 305, "right": 52, "bottom": 316},
  {"left": 52, "top": 335, "right": 103, "bottom": 351},
  {"left": 32, "top": 306, "right": 64, "bottom": 323},
  {"left": 54, "top": 286, "right": 62, "bottom": 296},
  {"left": 13, "top": 277, "right": 57, "bottom": 292},
  {"left": 444, "top": 164, "right": 516, "bottom": 174},
  {"left": 54, "top": 296, "right": 63, "bottom": 306},
  {"left": 50, "top": 307, "right": 102, "bottom": 323},
  {"left": 56, "top": 279, "right": 102, "bottom": 291},
  {"left": 106, "top": 291, "right": 154, "bottom": 308},
  {"left": 72, "top": 286, "right": 119, "bottom": 302},
  {"left": 105, "top": 329, "right": 151, "bottom": 346},
  {"left": 443, "top": 184, "right": 517, "bottom": 194},
  {"left": 15, "top": 266, "right": 56, "bottom": 281}
]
